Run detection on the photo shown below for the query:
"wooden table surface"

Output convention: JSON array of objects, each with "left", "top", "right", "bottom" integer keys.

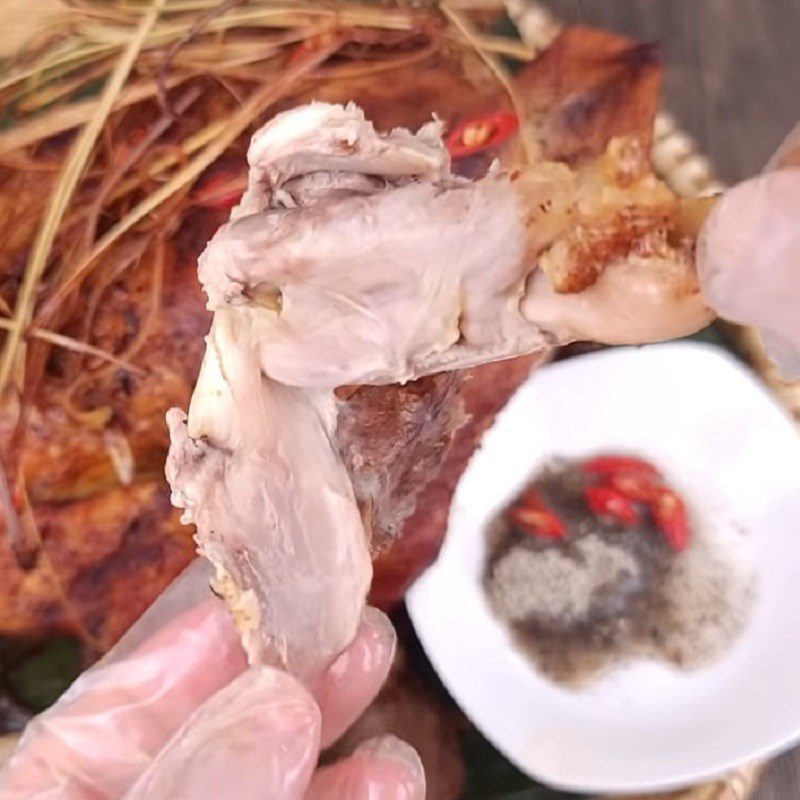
[{"left": 540, "top": 5, "right": 800, "bottom": 797}]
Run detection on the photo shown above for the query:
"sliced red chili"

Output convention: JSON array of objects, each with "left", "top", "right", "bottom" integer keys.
[
  {"left": 288, "top": 38, "right": 320, "bottom": 65},
  {"left": 509, "top": 506, "right": 566, "bottom": 540},
  {"left": 446, "top": 112, "right": 519, "bottom": 159},
  {"left": 507, "top": 488, "right": 566, "bottom": 540},
  {"left": 11, "top": 484, "right": 25, "bottom": 510},
  {"left": 288, "top": 31, "right": 339, "bottom": 65},
  {"left": 609, "top": 471, "right": 663, "bottom": 502},
  {"left": 517, "top": 486, "right": 548, "bottom": 510},
  {"left": 581, "top": 455, "right": 661, "bottom": 480},
  {"left": 650, "top": 489, "right": 690, "bottom": 552},
  {"left": 584, "top": 485, "right": 641, "bottom": 527},
  {"left": 192, "top": 174, "right": 246, "bottom": 210}
]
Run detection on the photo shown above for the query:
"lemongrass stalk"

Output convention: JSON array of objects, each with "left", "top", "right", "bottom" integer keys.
[
  {"left": 0, "top": 0, "right": 168, "bottom": 396},
  {"left": 0, "top": 41, "right": 117, "bottom": 94},
  {"left": 0, "top": 318, "right": 144, "bottom": 373},
  {"left": 0, "top": 74, "right": 188, "bottom": 155}
]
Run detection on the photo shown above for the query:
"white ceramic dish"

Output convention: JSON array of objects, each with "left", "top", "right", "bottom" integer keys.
[{"left": 407, "top": 342, "right": 800, "bottom": 795}]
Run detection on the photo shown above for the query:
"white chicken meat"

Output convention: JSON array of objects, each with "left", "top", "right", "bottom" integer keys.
[{"left": 167, "top": 102, "right": 712, "bottom": 680}]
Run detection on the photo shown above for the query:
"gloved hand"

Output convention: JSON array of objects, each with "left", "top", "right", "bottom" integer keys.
[
  {"left": 697, "top": 122, "right": 800, "bottom": 378},
  {"left": 0, "top": 561, "right": 424, "bottom": 800}
]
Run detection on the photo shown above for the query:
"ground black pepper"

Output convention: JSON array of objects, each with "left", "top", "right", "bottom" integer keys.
[{"left": 484, "top": 457, "right": 754, "bottom": 686}]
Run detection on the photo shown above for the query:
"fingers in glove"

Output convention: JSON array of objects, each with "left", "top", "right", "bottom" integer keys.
[
  {"left": 0, "top": 598, "right": 245, "bottom": 800},
  {"left": 123, "top": 667, "right": 320, "bottom": 800},
  {"left": 697, "top": 168, "right": 800, "bottom": 378},
  {"left": 108, "top": 559, "right": 213, "bottom": 663},
  {"left": 312, "top": 606, "right": 396, "bottom": 748},
  {"left": 305, "top": 735, "right": 425, "bottom": 800}
]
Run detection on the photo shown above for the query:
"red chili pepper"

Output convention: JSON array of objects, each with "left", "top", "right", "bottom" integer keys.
[
  {"left": 608, "top": 471, "right": 663, "bottom": 502},
  {"left": 288, "top": 31, "right": 338, "bottom": 65},
  {"left": 446, "top": 112, "right": 519, "bottom": 159},
  {"left": 11, "top": 484, "right": 25, "bottom": 511},
  {"left": 584, "top": 485, "right": 641, "bottom": 527},
  {"left": 192, "top": 175, "right": 246, "bottom": 210},
  {"left": 518, "top": 486, "right": 548, "bottom": 510},
  {"left": 288, "top": 39, "right": 316, "bottom": 65},
  {"left": 650, "top": 489, "right": 690, "bottom": 551},
  {"left": 507, "top": 488, "right": 566, "bottom": 540},
  {"left": 581, "top": 456, "right": 661, "bottom": 480},
  {"left": 508, "top": 506, "right": 566, "bottom": 540}
]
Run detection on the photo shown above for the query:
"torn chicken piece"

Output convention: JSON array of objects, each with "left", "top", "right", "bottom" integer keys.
[
  {"left": 168, "top": 101, "right": 712, "bottom": 679},
  {"left": 166, "top": 308, "right": 371, "bottom": 675},
  {"left": 198, "top": 103, "right": 711, "bottom": 390}
]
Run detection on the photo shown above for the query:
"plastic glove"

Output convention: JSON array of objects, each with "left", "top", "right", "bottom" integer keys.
[
  {"left": 697, "top": 123, "right": 800, "bottom": 378},
  {"left": 0, "top": 560, "right": 424, "bottom": 800}
]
